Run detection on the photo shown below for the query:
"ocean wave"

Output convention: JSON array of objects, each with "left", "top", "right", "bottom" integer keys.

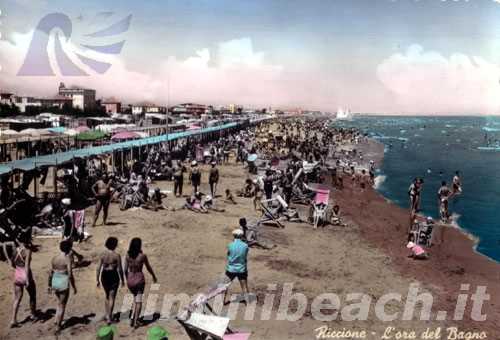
[
  {"left": 373, "top": 175, "right": 386, "bottom": 189},
  {"left": 477, "top": 146, "right": 500, "bottom": 151},
  {"left": 373, "top": 136, "right": 409, "bottom": 142},
  {"left": 482, "top": 126, "right": 500, "bottom": 132}
]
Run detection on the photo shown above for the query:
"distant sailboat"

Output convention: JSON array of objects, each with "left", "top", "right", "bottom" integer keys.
[{"left": 336, "top": 107, "right": 353, "bottom": 120}]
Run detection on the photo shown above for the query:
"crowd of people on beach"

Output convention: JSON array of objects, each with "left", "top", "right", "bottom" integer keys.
[{"left": 1, "top": 117, "right": 387, "bottom": 338}]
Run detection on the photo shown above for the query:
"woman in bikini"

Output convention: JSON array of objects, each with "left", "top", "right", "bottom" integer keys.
[
  {"left": 48, "top": 240, "right": 77, "bottom": 334},
  {"left": 124, "top": 238, "right": 157, "bottom": 329},
  {"left": 96, "top": 237, "right": 124, "bottom": 324},
  {"left": 10, "top": 232, "right": 37, "bottom": 328}
]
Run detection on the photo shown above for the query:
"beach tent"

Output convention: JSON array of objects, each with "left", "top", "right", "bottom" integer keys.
[
  {"left": 111, "top": 131, "right": 140, "bottom": 140},
  {"left": 76, "top": 130, "right": 107, "bottom": 141}
]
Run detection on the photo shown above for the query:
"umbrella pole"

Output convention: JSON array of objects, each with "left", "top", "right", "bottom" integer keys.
[{"left": 53, "top": 163, "right": 58, "bottom": 195}]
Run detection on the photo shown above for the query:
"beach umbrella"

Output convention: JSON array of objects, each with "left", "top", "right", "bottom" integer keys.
[
  {"left": 136, "top": 131, "right": 149, "bottom": 138},
  {"left": 20, "top": 128, "right": 43, "bottom": 137},
  {"left": 247, "top": 154, "right": 258, "bottom": 162},
  {"left": 0, "top": 130, "right": 19, "bottom": 138},
  {"left": 111, "top": 131, "right": 140, "bottom": 140},
  {"left": 64, "top": 129, "right": 78, "bottom": 136},
  {"left": 75, "top": 125, "right": 90, "bottom": 133},
  {"left": 76, "top": 130, "right": 107, "bottom": 141}
]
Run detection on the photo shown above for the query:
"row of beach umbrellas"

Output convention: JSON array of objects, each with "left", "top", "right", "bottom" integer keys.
[{"left": 0, "top": 125, "right": 144, "bottom": 141}]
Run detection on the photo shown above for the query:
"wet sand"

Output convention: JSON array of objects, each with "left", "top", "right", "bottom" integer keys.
[{"left": 0, "top": 141, "right": 498, "bottom": 339}]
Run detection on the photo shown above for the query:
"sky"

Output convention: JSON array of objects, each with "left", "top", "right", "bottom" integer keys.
[{"left": 1, "top": 0, "right": 500, "bottom": 114}]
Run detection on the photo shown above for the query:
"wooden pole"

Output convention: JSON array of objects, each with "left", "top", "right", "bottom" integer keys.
[{"left": 53, "top": 164, "right": 58, "bottom": 195}]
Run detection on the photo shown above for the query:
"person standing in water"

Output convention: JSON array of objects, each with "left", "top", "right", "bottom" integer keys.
[
  {"left": 96, "top": 237, "right": 124, "bottom": 325},
  {"left": 124, "top": 238, "right": 157, "bottom": 329},
  {"left": 438, "top": 181, "right": 452, "bottom": 223},
  {"left": 49, "top": 240, "right": 77, "bottom": 334},
  {"left": 452, "top": 171, "right": 462, "bottom": 196},
  {"left": 10, "top": 232, "right": 37, "bottom": 328}
]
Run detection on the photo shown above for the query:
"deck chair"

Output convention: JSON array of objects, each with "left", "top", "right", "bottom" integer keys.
[
  {"left": 258, "top": 196, "right": 286, "bottom": 228},
  {"left": 177, "top": 280, "right": 251, "bottom": 340},
  {"left": 311, "top": 188, "right": 330, "bottom": 229}
]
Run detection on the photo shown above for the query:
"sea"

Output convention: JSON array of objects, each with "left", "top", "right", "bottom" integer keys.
[{"left": 331, "top": 116, "right": 500, "bottom": 263}]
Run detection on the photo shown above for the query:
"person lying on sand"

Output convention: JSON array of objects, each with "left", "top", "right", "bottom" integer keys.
[
  {"left": 143, "top": 188, "right": 167, "bottom": 211},
  {"left": 180, "top": 192, "right": 208, "bottom": 213}
]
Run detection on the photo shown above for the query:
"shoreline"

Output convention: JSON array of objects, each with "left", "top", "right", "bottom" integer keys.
[
  {"left": 373, "top": 138, "right": 499, "bottom": 266},
  {"left": 339, "top": 138, "right": 500, "bottom": 336}
]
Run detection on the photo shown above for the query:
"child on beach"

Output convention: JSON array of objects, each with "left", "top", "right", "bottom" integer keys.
[{"left": 406, "top": 238, "right": 429, "bottom": 260}]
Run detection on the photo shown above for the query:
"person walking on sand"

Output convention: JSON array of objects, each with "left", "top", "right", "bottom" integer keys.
[
  {"left": 96, "top": 237, "right": 124, "bottom": 325},
  {"left": 223, "top": 229, "right": 249, "bottom": 305},
  {"left": 10, "top": 232, "right": 37, "bottom": 328},
  {"left": 173, "top": 160, "right": 185, "bottom": 197},
  {"left": 92, "top": 173, "right": 114, "bottom": 227},
  {"left": 49, "top": 240, "right": 77, "bottom": 334},
  {"left": 189, "top": 161, "right": 201, "bottom": 195},
  {"left": 209, "top": 161, "right": 219, "bottom": 197},
  {"left": 124, "top": 238, "right": 158, "bottom": 329}
]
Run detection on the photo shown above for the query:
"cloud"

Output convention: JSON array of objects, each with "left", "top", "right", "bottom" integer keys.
[
  {"left": 377, "top": 44, "right": 500, "bottom": 114},
  {"left": 0, "top": 31, "right": 296, "bottom": 108}
]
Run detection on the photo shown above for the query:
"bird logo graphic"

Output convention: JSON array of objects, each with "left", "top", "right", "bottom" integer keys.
[{"left": 17, "top": 12, "right": 132, "bottom": 76}]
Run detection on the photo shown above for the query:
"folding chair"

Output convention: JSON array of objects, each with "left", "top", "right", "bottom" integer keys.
[
  {"left": 177, "top": 280, "right": 252, "bottom": 340},
  {"left": 258, "top": 196, "right": 286, "bottom": 228},
  {"left": 311, "top": 188, "right": 330, "bottom": 229}
]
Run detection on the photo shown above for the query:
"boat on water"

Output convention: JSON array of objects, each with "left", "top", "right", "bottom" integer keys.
[{"left": 336, "top": 107, "right": 355, "bottom": 120}]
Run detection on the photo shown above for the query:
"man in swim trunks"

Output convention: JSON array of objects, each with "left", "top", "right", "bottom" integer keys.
[
  {"left": 49, "top": 240, "right": 77, "bottom": 334},
  {"left": 438, "top": 181, "right": 451, "bottom": 223},
  {"left": 96, "top": 237, "right": 124, "bottom": 324},
  {"left": 92, "top": 173, "right": 114, "bottom": 227},
  {"left": 223, "top": 229, "right": 249, "bottom": 305}
]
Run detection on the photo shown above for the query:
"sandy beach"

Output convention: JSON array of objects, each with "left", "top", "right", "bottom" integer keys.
[{"left": 0, "top": 139, "right": 498, "bottom": 339}]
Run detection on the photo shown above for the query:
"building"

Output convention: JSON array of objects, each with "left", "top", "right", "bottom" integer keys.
[
  {"left": 12, "top": 95, "right": 73, "bottom": 113},
  {"left": 131, "top": 104, "right": 167, "bottom": 116},
  {"left": 58, "top": 82, "right": 96, "bottom": 110},
  {"left": 102, "top": 100, "right": 122, "bottom": 114},
  {"left": 13, "top": 96, "right": 42, "bottom": 113},
  {"left": 170, "top": 103, "right": 207, "bottom": 116},
  {"left": 0, "top": 93, "right": 14, "bottom": 105},
  {"left": 40, "top": 95, "right": 73, "bottom": 110}
]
